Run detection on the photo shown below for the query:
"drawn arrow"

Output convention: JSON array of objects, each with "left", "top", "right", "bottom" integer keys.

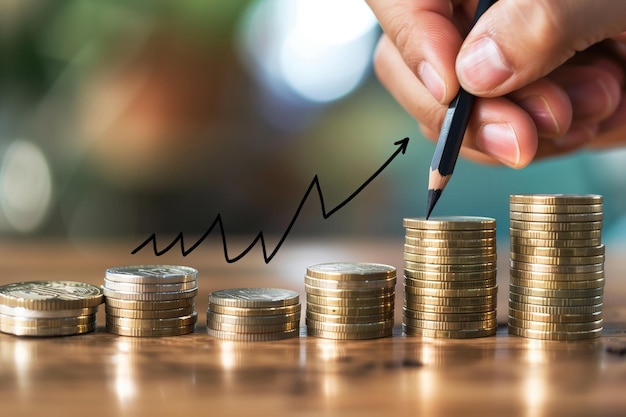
[{"left": 131, "top": 137, "right": 410, "bottom": 263}]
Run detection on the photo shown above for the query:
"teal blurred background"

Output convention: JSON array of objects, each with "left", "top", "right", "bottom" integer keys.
[{"left": 1, "top": 0, "right": 625, "bottom": 246}]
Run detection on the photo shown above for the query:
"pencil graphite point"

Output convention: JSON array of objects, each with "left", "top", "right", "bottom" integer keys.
[{"left": 425, "top": 189, "right": 442, "bottom": 220}]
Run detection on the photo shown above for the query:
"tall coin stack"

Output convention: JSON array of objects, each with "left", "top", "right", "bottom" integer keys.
[
  {"left": 0, "top": 281, "right": 102, "bottom": 337},
  {"left": 103, "top": 265, "right": 198, "bottom": 337},
  {"left": 305, "top": 262, "right": 396, "bottom": 340},
  {"left": 402, "top": 217, "right": 498, "bottom": 338},
  {"left": 207, "top": 288, "right": 301, "bottom": 341},
  {"left": 509, "top": 194, "right": 605, "bottom": 341}
]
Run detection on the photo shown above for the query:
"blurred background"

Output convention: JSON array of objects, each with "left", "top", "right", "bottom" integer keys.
[{"left": 1, "top": 0, "right": 625, "bottom": 249}]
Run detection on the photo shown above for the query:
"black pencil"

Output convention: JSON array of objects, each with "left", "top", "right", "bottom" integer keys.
[{"left": 425, "top": 0, "right": 497, "bottom": 219}]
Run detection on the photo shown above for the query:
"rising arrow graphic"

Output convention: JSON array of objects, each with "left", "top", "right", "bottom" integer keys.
[{"left": 131, "top": 137, "right": 410, "bottom": 263}]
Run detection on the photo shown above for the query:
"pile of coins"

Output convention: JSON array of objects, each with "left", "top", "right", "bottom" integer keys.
[
  {"left": 207, "top": 288, "right": 301, "bottom": 341},
  {"left": 402, "top": 217, "right": 498, "bottom": 338},
  {"left": 103, "top": 265, "right": 198, "bottom": 337},
  {"left": 0, "top": 281, "right": 102, "bottom": 337},
  {"left": 509, "top": 194, "right": 605, "bottom": 341},
  {"left": 305, "top": 262, "right": 396, "bottom": 340}
]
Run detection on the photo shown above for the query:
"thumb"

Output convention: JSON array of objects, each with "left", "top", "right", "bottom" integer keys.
[{"left": 456, "top": 0, "right": 626, "bottom": 96}]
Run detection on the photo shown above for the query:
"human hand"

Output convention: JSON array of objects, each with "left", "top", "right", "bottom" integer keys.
[{"left": 367, "top": 0, "right": 626, "bottom": 167}]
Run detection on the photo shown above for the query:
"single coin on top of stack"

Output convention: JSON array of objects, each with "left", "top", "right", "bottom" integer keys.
[
  {"left": 509, "top": 194, "right": 605, "bottom": 341},
  {"left": 0, "top": 281, "right": 102, "bottom": 337},
  {"left": 305, "top": 262, "right": 396, "bottom": 340},
  {"left": 207, "top": 288, "right": 301, "bottom": 341},
  {"left": 402, "top": 216, "right": 498, "bottom": 338},
  {"left": 103, "top": 265, "right": 198, "bottom": 337}
]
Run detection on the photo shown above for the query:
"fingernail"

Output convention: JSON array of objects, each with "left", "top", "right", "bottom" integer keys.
[
  {"left": 554, "top": 125, "right": 596, "bottom": 148},
  {"left": 517, "top": 95, "right": 560, "bottom": 135},
  {"left": 418, "top": 61, "right": 446, "bottom": 103},
  {"left": 476, "top": 123, "right": 520, "bottom": 167},
  {"left": 457, "top": 37, "right": 513, "bottom": 93},
  {"left": 565, "top": 78, "right": 613, "bottom": 119}
]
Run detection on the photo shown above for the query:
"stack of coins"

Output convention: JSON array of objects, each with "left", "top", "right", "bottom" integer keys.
[
  {"left": 103, "top": 265, "right": 198, "bottom": 337},
  {"left": 304, "top": 262, "right": 396, "bottom": 340},
  {"left": 402, "top": 217, "right": 498, "bottom": 338},
  {"left": 0, "top": 281, "right": 102, "bottom": 337},
  {"left": 509, "top": 194, "right": 605, "bottom": 341},
  {"left": 207, "top": 288, "right": 301, "bottom": 341}
]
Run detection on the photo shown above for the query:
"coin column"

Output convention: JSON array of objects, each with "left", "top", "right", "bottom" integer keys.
[
  {"left": 402, "top": 217, "right": 498, "bottom": 338},
  {"left": 103, "top": 265, "right": 199, "bottom": 337},
  {"left": 508, "top": 194, "right": 605, "bottom": 341},
  {"left": 305, "top": 263, "right": 396, "bottom": 340}
]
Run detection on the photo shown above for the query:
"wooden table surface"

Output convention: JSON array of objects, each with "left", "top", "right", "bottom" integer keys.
[{"left": 1, "top": 237, "right": 625, "bottom": 417}]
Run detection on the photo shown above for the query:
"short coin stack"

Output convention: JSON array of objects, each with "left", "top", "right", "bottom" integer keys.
[
  {"left": 402, "top": 217, "right": 498, "bottom": 338},
  {"left": 305, "top": 262, "right": 396, "bottom": 340},
  {"left": 0, "top": 281, "right": 102, "bottom": 337},
  {"left": 207, "top": 288, "right": 301, "bottom": 341},
  {"left": 103, "top": 265, "right": 198, "bottom": 337},
  {"left": 509, "top": 194, "right": 605, "bottom": 341}
]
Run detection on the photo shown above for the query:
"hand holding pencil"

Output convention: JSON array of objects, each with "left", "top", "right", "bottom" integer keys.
[{"left": 367, "top": 0, "right": 626, "bottom": 169}]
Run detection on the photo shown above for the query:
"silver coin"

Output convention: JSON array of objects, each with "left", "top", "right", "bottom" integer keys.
[
  {"left": 209, "top": 288, "right": 299, "bottom": 308},
  {"left": 306, "top": 262, "right": 396, "bottom": 281},
  {"left": 0, "top": 281, "right": 103, "bottom": 310},
  {"left": 105, "top": 265, "right": 198, "bottom": 284}
]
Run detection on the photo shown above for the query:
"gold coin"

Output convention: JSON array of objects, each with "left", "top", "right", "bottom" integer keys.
[
  {"left": 209, "top": 303, "right": 301, "bottom": 317},
  {"left": 509, "top": 293, "right": 602, "bottom": 307},
  {"left": 105, "top": 305, "right": 195, "bottom": 319},
  {"left": 105, "top": 265, "right": 198, "bottom": 284},
  {"left": 402, "top": 307, "right": 497, "bottom": 322},
  {"left": 208, "top": 288, "right": 299, "bottom": 308},
  {"left": 509, "top": 268, "right": 604, "bottom": 281},
  {"left": 103, "top": 279, "right": 198, "bottom": 293},
  {"left": 508, "top": 300, "right": 603, "bottom": 315},
  {"left": 106, "top": 323, "right": 195, "bottom": 337},
  {"left": 509, "top": 227, "right": 602, "bottom": 240},
  {"left": 405, "top": 260, "right": 496, "bottom": 273},
  {"left": 0, "top": 281, "right": 103, "bottom": 310},
  {"left": 404, "top": 294, "right": 496, "bottom": 306},
  {"left": 105, "top": 298, "right": 194, "bottom": 310},
  {"left": 405, "top": 236, "right": 496, "bottom": 248},
  {"left": 402, "top": 324, "right": 497, "bottom": 338},
  {"left": 306, "top": 262, "right": 396, "bottom": 281},
  {"left": 206, "top": 319, "right": 298, "bottom": 333},
  {"left": 510, "top": 260, "right": 604, "bottom": 273},
  {"left": 305, "top": 310, "right": 393, "bottom": 324},
  {"left": 304, "top": 275, "right": 396, "bottom": 290},
  {"left": 403, "top": 317, "right": 497, "bottom": 331},
  {"left": 207, "top": 327, "right": 299, "bottom": 341},
  {"left": 304, "top": 284, "right": 394, "bottom": 298},
  {"left": 509, "top": 283, "right": 603, "bottom": 298},
  {"left": 403, "top": 216, "right": 495, "bottom": 230},
  {"left": 207, "top": 310, "right": 300, "bottom": 326},
  {"left": 305, "top": 301, "right": 394, "bottom": 316},
  {"left": 0, "top": 305, "right": 99, "bottom": 319},
  {"left": 509, "top": 212, "right": 604, "bottom": 222},
  {"left": 510, "top": 220, "right": 602, "bottom": 232},
  {"left": 102, "top": 287, "right": 198, "bottom": 301},
  {"left": 404, "top": 276, "right": 497, "bottom": 289},
  {"left": 404, "top": 301, "right": 496, "bottom": 314},
  {"left": 404, "top": 285, "right": 498, "bottom": 298},
  {"left": 0, "top": 313, "right": 96, "bottom": 329},
  {"left": 403, "top": 244, "right": 496, "bottom": 256},
  {"left": 509, "top": 194, "right": 602, "bottom": 205},
  {"left": 306, "top": 293, "right": 394, "bottom": 307},
  {"left": 404, "top": 252, "right": 497, "bottom": 264},
  {"left": 405, "top": 229, "right": 495, "bottom": 240},
  {"left": 510, "top": 244, "right": 604, "bottom": 257},
  {"left": 510, "top": 236, "right": 602, "bottom": 248},
  {"left": 404, "top": 269, "right": 497, "bottom": 282},
  {"left": 306, "top": 327, "right": 392, "bottom": 340},
  {"left": 510, "top": 252, "right": 604, "bottom": 265},
  {"left": 0, "top": 322, "right": 96, "bottom": 337},
  {"left": 509, "top": 203, "right": 603, "bottom": 214},
  {"left": 508, "top": 307, "right": 602, "bottom": 323},
  {"left": 305, "top": 318, "right": 394, "bottom": 333},
  {"left": 509, "top": 276, "right": 605, "bottom": 290},
  {"left": 106, "top": 312, "right": 198, "bottom": 329},
  {"left": 507, "top": 324, "right": 601, "bottom": 341}
]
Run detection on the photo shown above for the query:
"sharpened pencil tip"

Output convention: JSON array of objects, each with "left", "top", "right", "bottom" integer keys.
[{"left": 426, "top": 189, "right": 442, "bottom": 220}]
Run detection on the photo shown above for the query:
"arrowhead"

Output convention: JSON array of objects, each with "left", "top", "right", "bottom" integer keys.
[{"left": 394, "top": 137, "right": 409, "bottom": 154}]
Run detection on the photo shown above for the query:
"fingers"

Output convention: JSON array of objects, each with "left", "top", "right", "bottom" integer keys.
[
  {"left": 457, "top": 0, "right": 626, "bottom": 96},
  {"left": 366, "top": 0, "right": 466, "bottom": 104}
]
